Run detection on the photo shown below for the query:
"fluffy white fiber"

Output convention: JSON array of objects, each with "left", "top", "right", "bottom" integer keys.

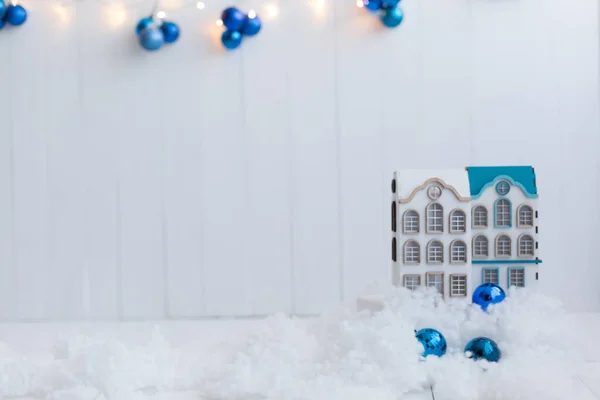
[{"left": 0, "top": 287, "right": 587, "bottom": 400}]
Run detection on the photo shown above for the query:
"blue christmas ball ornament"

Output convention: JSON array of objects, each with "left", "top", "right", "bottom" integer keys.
[
  {"left": 465, "top": 337, "right": 501, "bottom": 362},
  {"left": 221, "top": 29, "right": 242, "bottom": 50},
  {"left": 0, "top": 0, "right": 6, "bottom": 20},
  {"left": 241, "top": 13, "right": 261, "bottom": 36},
  {"left": 139, "top": 27, "right": 164, "bottom": 51},
  {"left": 381, "top": 0, "right": 401, "bottom": 8},
  {"left": 380, "top": 5, "right": 403, "bottom": 28},
  {"left": 5, "top": 4, "right": 27, "bottom": 26},
  {"left": 472, "top": 283, "right": 506, "bottom": 311},
  {"left": 363, "top": 0, "right": 382, "bottom": 11},
  {"left": 415, "top": 328, "right": 447, "bottom": 358},
  {"left": 136, "top": 16, "right": 154, "bottom": 35},
  {"left": 160, "top": 21, "right": 180, "bottom": 43},
  {"left": 221, "top": 7, "right": 245, "bottom": 31},
  {"left": 0, "top": 18, "right": 4, "bottom": 31}
]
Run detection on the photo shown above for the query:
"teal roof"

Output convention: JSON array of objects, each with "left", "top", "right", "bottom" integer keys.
[{"left": 466, "top": 166, "right": 538, "bottom": 199}]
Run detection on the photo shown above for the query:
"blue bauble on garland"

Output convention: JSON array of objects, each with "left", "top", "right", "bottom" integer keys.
[
  {"left": 0, "top": 18, "right": 5, "bottom": 31},
  {"left": 380, "top": 5, "right": 403, "bottom": 28},
  {"left": 136, "top": 16, "right": 154, "bottom": 35},
  {"left": 472, "top": 283, "right": 506, "bottom": 311},
  {"left": 221, "top": 29, "right": 242, "bottom": 50},
  {"left": 241, "top": 13, "right": 261, "bottom": 36},
  {"left": 381, "top": 0, "right": 401, "bottom": 8},
  {"left": 5, "top": 4, "right": 27, "bottom": 26},
  {"left": 139, "top": 27, "right": 164, "bottom": 51},
  {"left": 221, "top": 7, "right": 245, "bottom": 31},
  {"left": 160, "top": 21, "right": 180, "bottom": 43},
  {"left": 465, "top": 337, "right": 502, "bottom": 362},
  {"left": 363, "top": 0, "right": 382, "bottom": 11},
  {"left": 0, "top": 0, "right": 6, "bottom": 20},
  {"left": 415, "top": 328, "right": 447, "bottom": 358}
]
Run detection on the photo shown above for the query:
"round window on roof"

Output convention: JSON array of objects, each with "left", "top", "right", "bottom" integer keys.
[
  {"left": 427, "top": 185, "right": 442, "bottom": 200},
  {"left": 496, "top": 181, "right": 510, "bottom": 195}
]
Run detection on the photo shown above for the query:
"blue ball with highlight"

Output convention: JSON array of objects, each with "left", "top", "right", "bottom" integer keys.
[
  {"left": 465, "top": 337, "right": 502, "bottom": 362},
  {"left": 0, "top": 0, "right": 6, "bottom": 20},
  {"left": 139, "top": 27, "right": 164, "bottom": 51},
  {"left": 5, "top": 4, "right": 27, "bottom": 26},
  {"left": 221, "top": 29, "right": 242, "bottom": 50},
  {"left": 472, "top": 283, "right": 506, "bottom": 311},
  {"left": 160, "top": 21, "right": 180, "bottom": 43},
  {"left": 241, "top": 13, "right": 261, "bottom": 36},
  {"left": 363, "top": 0, "right": 382, "bottom": 11},
  {"left": 136, "top": 16, "right": 154, "bottom": 35},
  {"left": 415, "top": 328, "right": 447, "bottom": 358},
  {"left": 221, "top": 7, "right": 245, "bottom": 31},
  {"left": 380, "top": 5, "right": 403, "bottom": 28}
]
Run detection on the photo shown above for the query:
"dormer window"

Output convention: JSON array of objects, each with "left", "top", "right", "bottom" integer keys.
[
  {"left": 496, "top": 181, "right": 510, "bottom": 195},
  {"left": 427, "top": 185, "right": 442, "bottom": 200}
]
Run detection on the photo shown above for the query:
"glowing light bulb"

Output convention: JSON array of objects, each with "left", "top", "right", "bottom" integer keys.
[
  {"left": 196, "top": 1, "right": 205, "bottom": 9},
  {"left": 248, "top": 9, "right": 256, "bottom": 19},
  {"left": 265, "top": 4, "right": 279, "bottom": 18},
  {"left": 103, "top": 2, "right": 127, "bottom": 30},
  {"left": 216, "top": 19, "right": 223, "bottom": 26},
  {"left": 356, "top": 0, "right": 364, "bottom": 7},
  {"left": 52, "top": 3, "right": 73, "bottom": 26},
  {"left": 156, "top": 11, "right": 166, "bottom": 19}
]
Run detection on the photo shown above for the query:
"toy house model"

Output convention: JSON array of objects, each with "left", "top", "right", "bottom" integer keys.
[{"left": 391, "top": 166, "right": 541, "bottom": 298}]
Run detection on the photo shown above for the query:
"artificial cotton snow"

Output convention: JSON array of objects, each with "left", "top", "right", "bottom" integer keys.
[{"left": 0, "top": 287, "right": 589, "bottom": 400}]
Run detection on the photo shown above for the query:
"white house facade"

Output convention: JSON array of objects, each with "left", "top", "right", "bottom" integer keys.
[{"left": 391, "top": 166, "right": 541, "bottom": 298}]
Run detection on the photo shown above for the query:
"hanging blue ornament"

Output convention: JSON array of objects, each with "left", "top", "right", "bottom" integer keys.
[
  {"left": 5, "top": 4, "right": 27, "bottom": 26},
  {"left": 381, "top": 0, "right": 400, "bottom": 8},
  {"left": 472, "top": 283, "right": 506, "bottom": 311},
  {"left": 0, "top": 0, "right": 6, "bottom": 20},
  {"left": 0, "top": 18, "right": 4, "bottom": 31},
  {"left": 221, "top": 7, "right": 245, "bottom": 31},
  {"left": 465, "top": 337, "right": 501, "bottom": 362},
  {"left": 136, "top": 16, "right": 154, "bottom": 35},
  {"left": 415, "top": 328, "right": 447, "bottom": 358},
  {"left": 363, "top": 0, "right": 382, "bottom": 11},
  {"left": 160, "top": 21, "right": 180, "bottom": 43},
  {"left": 241, "top": 13, "right": 261, "bottom": 36},
  {"left": 380, "top": 5, "right": 403, "bottom": 28},
  {"left": 139, "top": 27, "right": 164, "bottom": 51},
  {"left": 221, "top": 29, "right": 242, "bottom": 50}
]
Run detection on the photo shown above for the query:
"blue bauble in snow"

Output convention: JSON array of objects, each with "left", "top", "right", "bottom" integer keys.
[
  {"left": 465, "top": 337, "right": 501, "bottom": 362},
  {"left": 5, "top": 4, "right": 27, "bottom": 26},
  {"left": 241, "top": 13, "right": 261, "bottom": 36},
  {"left": 380, "top": 5, "right": 403, "bottom": 28},
  {"left": 136, "top": 16, "right": 154, "bottom": 35},
  {"left": 415, "top": 328, "right": 447, "bottom": 358},
  {"left": 221, "top": 7, "right": 245, "bottom": 31},
  {"left": 221, "top": 29, "right": 242, "bottom": 50},
  {"left": 160, "top": 21, "right": 180, "bottom": 43},
  {"left": 139, "top": 27, "right": 164, "bottom": 51},
  {"left": 363, "top": 0, "right": 382, "bottom": 11},
  {"left": 0, "top": 0, "right": 7, "bottom": 20},
  {"left": 472, "top": 283, "right": 506, "bottom": 311}
]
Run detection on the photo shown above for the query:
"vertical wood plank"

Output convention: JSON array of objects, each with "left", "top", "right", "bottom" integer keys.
[
  {"left": 288, "top": 1, "right": 341, "bottom": 314},
  {"left": 335, "top": 0, "right": 386, "bottom": 302}
]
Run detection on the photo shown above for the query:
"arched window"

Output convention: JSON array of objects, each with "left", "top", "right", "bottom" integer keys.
[
  {"left": 427, "top": 240, "right": 444, "bottom": 264},
  {"left": 495, "top": 199, "right": 512, "bottom": 227},
  {"left": 403, "top": 210, "right": 419, "bottom": 234},
  {"left": 450, "top": 240, "right": 467, "bottom": 263},
  {"left": 472, "top": 206, "right": 488, "bottom": 228},
  {"left": 518, "top": 234, "right": 534, "bottom": 257},
  {"left": 473, "top": 235, "right": 489, "bottom": 258},
  {"left": 403, "top": 240, "right": 420, "bottom": 264},
  {"left": 496, "top": 234, "right": 512, "bottom": 257},
  {"left": 449, "top": 210, "right": 466, "bottom": 233},
  {"left": 518, "top": 205, "right": 534, "bottom": 227},
  {"left": 427, "top": 203, "right": 443, "bottom": 233}
]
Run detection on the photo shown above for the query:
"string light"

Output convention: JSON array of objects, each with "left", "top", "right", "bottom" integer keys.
[
  {"left": 52, "top": 3, "right": 73, "bottom": 26},
  {"left": 264, "top": 3, "right": 278, "bottom": 19},
  {"left": 196, "top": 1, "right": 205, "bottom": 9},
  {"left": 248, "top": 9, "right": 256, "bottom": 19},
  {"left": 156, "top": 10, "right": 166, "bottom": 19},
  {"left": 356, "top": 0, "right": 364, "bottom": 8},
  {"left": 215, "top": 19, "right": 223, "bottom": 27},
  {"left": 102, "top": 1, "right": 127, "bottom": 30}
]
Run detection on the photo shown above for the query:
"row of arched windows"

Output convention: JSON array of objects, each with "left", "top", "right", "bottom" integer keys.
[
  {"left": 393, "top": 203, "right": 534, "bottom": 234},
  {"left": 402, "top": 234, "right": 535, "bottom": 265}
]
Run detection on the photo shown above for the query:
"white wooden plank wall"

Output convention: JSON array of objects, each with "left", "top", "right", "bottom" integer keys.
[{"left": 0, "top": 0, "right": 598, "bottom": 320}]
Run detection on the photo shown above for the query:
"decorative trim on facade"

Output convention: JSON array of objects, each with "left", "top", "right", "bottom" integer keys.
[
  {"left": 398, "top": 177, "right": 471, "bottom": 204},
  {"left": 472, "top": 259, "right": 543, "bottom": 265},
  {"left": 471, "top": 174, "right": 538, "bottom": 200}
]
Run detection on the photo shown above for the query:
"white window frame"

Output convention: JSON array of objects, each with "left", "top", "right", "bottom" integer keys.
[
  {"left": 495, "top": 199, "right": 511, "bottom": 227},
  {"left": 450, "top": 274, "right": 467, "bottom": 297},
  {"left": 450, "top": 240, "right": 467, "bottom": 264},
  {"left": 426, "top": 203, "right": 444, "bottom": 233},
  {"left": 403, "top": 210, "right": 420, "bottom": 234},
  {"left": 426, "top": 272, "right": 444, "bottom": 296},
  {"left": 518, "top": 234, "right": 534, "bottom": 257},
  {"left": 482, "top": 268, "right": 499, "bottom": 284},
  {"left": 472, "top": 234, "right": 489, "bottom": 258},
  {"left": 449, "top": 209, "right": 466, "bottom": 233},
  {"left": 427, "top": 240, "right": 444, "bottom": 264},
  {"left": 517, "top": 205, "right": 534, "bottom": 228},
  {"left": 496, "top": 234, "right": 512, "bottom": 257},
  {"left": 508, "top": 268, "right": 525, "bottom": 287},
  {"left": 404, "top": 274, "right": 422, "bottom": 290},
  {"left": 403, "top": 240, "right": 421, "bottom": 264},
  {"left": 472, "top": 205, "right": 488, "bottom": 228}
]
